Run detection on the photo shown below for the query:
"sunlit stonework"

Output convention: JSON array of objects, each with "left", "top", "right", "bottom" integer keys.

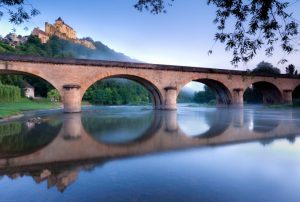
[{"left": 32, "top": 17, "right": 96, "bottom": 49}]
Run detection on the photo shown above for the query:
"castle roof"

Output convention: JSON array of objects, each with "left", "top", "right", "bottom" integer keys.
[
  {"left": 21, "top": 80, "right": 34, "bottom": 89},
  {"left": 56, "top": 17, "right": 63, "bottom": 22}
]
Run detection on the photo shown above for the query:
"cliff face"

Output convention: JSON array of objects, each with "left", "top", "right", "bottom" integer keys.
[{"left": 32, "top": 17, "right": 96, "bottom": 49}]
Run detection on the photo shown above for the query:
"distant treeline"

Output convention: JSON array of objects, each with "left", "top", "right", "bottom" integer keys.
[
  {"left": 84, "top": 79, "right": 151, "bottom": 105},
  {"left": 177, "top": 86, "right": 216, "bottom": 104}
]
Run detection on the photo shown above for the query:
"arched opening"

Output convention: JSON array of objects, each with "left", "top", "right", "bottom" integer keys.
[
  {"left": 83, "top": 75, "right": 163, "bottom": 108},
  {"left": 82, "top": 110, "right": 162, "bottom": 145},
  {"left": 0, "top": 72, "right": 60, "bottom": 118},
  {"left": 292, "top": 85, "right": 300, "bottom": 106},
  {"left": 243, "top": 81, "right": 282, "bottom": 105},
  {"left": 177, "top": 79, "right": 232, "bottom": 106}
]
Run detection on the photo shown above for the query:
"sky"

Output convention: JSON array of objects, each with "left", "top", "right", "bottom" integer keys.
[{"left": 1, "top": 0, "right": 300, "bottom": 91}]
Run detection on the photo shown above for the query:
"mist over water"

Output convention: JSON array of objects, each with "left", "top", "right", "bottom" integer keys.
[{"left": 0, "top": 106, "right": 300, "bottom": 202}]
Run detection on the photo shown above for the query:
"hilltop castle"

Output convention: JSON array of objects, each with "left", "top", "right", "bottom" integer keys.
[{"left": 32, "top": 17, "right": 96, "bottom": 49}]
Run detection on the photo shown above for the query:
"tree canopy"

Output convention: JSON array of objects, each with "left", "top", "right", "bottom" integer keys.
[
  {"left": 135, "top": 0, "right": 299, "bottom": 65},
  {"left": 251, "top": 61, "right": 281, "bottom": 75},
  {"left": 286, "top": 64, "right": 298, "bottom": 75}
]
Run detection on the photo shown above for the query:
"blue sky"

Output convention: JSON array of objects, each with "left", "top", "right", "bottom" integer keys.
[{"left": 1, "top": 0, "right": 300, "bottom": 72}]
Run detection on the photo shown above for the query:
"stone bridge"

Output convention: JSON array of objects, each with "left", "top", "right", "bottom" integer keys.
[{"left": 1, "top": 55, "right": 300, "bottom": 112}]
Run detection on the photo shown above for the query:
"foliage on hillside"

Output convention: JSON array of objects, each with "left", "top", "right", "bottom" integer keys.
[{"left": 0, "top": 35, "right": 135, "bottom": 61}]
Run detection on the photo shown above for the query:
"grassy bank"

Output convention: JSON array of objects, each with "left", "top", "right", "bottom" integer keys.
[{"left": 0, "top": 98, "right": 61, "bottom": 119}]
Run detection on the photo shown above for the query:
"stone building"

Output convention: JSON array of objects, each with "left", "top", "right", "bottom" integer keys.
[
  {"left": 2, "top": 33, "right": 28, "bottom": 47},
  {"left": 45, "top": 17, "right": 77, "bottom": 40},
  {"left": 32, "top": 28, "right": 49, "bottom": 43},
  {"left": 32, "top": 17, "right": 96, "bottom": 49}
]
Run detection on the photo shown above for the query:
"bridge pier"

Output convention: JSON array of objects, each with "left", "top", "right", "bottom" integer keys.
[
  {"left": 63, "top": 113, "right": 83, "bottom": 139},
  {"left": 162, "top": 86, "right": 177, "bottom": 110},
  {"left": 62, "top": 84, "right": 82, "bottom": 113},
  {"left": 283, "top": 89, "right": 293, "bottom": 104},
  {"left": 231, "top": 88, "right": 244, "bottom": 106},
  {"left": 164, "top": 110, "right": 178, "bottom": 132}
]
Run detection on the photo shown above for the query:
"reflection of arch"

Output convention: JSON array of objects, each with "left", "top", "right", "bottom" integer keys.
[
  {"left": 244, "top": 81, "right": 282, "bottom": 104},
  {"left": 82, "top": 110, "right": 162, "bottom": 145},
  {"left": 178, "top": 108, "right": 232, "bottom": 138},
  {"left": 0, "top": 119, "right": 62, "bottom": 158},
  {"left": 180, "top": 79, "right": 232, "bottom": 105},
  {"left": 0, "top": 70, "right": 61, "bottom": 96},
  {"left": 245, "top": 110, "right": 280, "bottom": 133},
  {"left": 82, "top": 74, "right": 163, "bottom": 108},
  {"left": 194, "top": 109, "right": 232, "bottom": 138}
]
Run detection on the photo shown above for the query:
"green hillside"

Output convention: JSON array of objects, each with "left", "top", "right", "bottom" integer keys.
[{"left": 0, "top": 35, "right": 136, "bottom": 62}]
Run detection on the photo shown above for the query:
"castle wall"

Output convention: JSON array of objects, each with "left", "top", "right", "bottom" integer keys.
[{"left": 34, "top": 18, "right": 95, "bottom": 49}]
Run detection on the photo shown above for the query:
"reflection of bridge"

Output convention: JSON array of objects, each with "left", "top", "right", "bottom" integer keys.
[
  {"left": 1, "top": 55, "right": 300, "bottom": 112},
  {"left": 0, "top": 109, "right": 299, "bottom": 191},
  {"left": 0, "top": 110, "right": 298, "bottom": 170}
]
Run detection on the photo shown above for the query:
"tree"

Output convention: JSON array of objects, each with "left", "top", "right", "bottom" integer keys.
[
  {"left": 285, "top": 64, "right": 298, "bottom": 75},
  {"left": 0, "top": 0, "right": 39, "bottom": 25},
  {"left": 193, "top": 85, "right": 215, "bottom": 104},
  {"left": 252, "top": 61, "right": 281, "bottom": 75},
  {"left": 135, "top": 0, "right": 299, "bottom": 65}
]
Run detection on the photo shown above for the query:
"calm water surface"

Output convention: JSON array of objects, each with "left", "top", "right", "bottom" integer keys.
[{"left": 0, "top": 105, "right": 300, "bottom": 202}]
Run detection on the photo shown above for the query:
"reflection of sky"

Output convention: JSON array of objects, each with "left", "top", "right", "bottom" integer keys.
[
  {"left": 177, "top": 107, "right": 217, "bottom": 136},
  {"left": 94, "top": 125, "right": 150, "bottom": 144},
  {"left": 178, "top": 114, "right": 210, "bottom": 137}
]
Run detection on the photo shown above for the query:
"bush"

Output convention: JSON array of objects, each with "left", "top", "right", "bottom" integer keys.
[
  {"left": 208, "top": 100, "right": 216, "bottom": 105},
  {"left": 47, "top": 89, "right": 60, "bottom": 102},
  {"left": 0, "top": 84, "right": 21, "bottom": 102}
]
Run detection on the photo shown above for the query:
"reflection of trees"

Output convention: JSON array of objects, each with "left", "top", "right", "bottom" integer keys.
[
  {"left": 0, "top": 122, "right": 21, "bottom": 137},
  {"left": 0, "top": 120, "right": 62, "bottom": 158},
  {"left": 82, "top": 112, "right": 157, "bottom": 144}
]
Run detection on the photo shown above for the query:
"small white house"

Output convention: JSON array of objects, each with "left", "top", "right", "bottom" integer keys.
[{"left": 22, "top": 82, "right": 35, "bottom": 98}]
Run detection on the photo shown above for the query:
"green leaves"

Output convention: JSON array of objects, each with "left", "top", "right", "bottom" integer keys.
[
  {"left": 0, "top": 0, "right": 40, "bottom": 25},
  {"left": 0, "top": 83, "right": 21, "bottom": 102},
  {"left": 208, "top": 0, "right": 299, "bottom": 65},
  {"left": 134, "top": 0, "right": 174, "bottom": 14}
]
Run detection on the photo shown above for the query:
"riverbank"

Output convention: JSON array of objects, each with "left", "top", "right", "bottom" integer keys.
[{"left": 0, "top": 98, "right": 61, "bottom": 119}]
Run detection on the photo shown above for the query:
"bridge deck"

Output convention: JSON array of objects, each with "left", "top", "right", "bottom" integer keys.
[{"left": 0, "top": 54, "right": 298, "bottom": 79}]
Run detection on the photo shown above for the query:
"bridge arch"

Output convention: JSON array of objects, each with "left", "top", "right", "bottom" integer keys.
[
  {"left": 0, "top": 69, "right": 62, "bottom": 97},
  {"left": 0, "top": 70, "right": 62, "bottom": 96},
  {"left": 243, "top": 81, "right": 283, "bottom": 104},
  {"left": 178, "top": 78, "right": 233, "bottom": 105},
  {"left": 81, "top": 74, "right": 164, "bottom": 108}
]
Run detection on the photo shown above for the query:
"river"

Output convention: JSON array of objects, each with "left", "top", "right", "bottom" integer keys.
[{"left": 0, "top": 105, "right": 300, "bottom": 202}]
